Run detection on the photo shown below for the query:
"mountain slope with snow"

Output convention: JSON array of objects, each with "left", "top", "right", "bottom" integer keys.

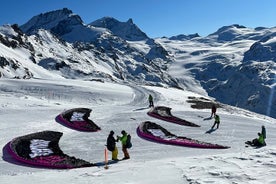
[
  {"left": 156, "top": 25, "right": 276, "bottom": 118},
  {"left": 0, "top": 8, "right": 276, "bottom": 119}
]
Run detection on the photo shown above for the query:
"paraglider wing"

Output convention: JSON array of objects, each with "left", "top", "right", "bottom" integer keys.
[
  {"left": 56, "top": 108, "right": 101, "bottom": 132},
  {"left": 147, "top": 106, "right": 200, "bottom": 127},
  {"left": 137, "top": 121, "right": 229, "bottom": 149},
  {"left": 6, "top": 131, "right": 93, "bottom": 169}
]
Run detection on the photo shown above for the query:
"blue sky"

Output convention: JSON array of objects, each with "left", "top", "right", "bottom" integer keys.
[{"left": 1, "top": 0, "right": 276, "bottom": 38}]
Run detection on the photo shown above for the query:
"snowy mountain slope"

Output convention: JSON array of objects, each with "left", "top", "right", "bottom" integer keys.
[
  {"left": 0, "top": 29, "right": 176, "bottom": 86},
  {"left": 0, "top": 78, "right": 276, "bottom": 184},
  {"left": 156, "top": 25, "right": 276, "bottom": 118},
  {"left": 0, "top": 24, "right": 62, "bottom": 79},
  {"left": 0, "top": 9, "right": 177, "bottom": 87},
  {"left": 1, "top": 8, "right": 276, "bottom": 119}
]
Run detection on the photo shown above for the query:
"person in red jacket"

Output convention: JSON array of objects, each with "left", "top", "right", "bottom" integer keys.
[{"left": 211, "top": 104, "right": 217, "bottom": 118}]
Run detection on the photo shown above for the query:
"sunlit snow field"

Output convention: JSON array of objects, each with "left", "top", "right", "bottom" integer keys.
[{"left": 1, "top": 78, "right": 276, "bottom": 184}]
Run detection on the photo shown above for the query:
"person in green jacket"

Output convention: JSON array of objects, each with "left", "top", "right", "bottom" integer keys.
[
  {"left": 211, "top": 115, "right": 220, "bottom": 129},
  {"left": 252, "top": 132, "right": 266, "bottom": 147},
  {"left": 117, "top": 130, "right": 130, "bottom": 160}
]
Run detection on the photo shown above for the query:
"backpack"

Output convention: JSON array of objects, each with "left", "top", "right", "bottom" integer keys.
[
  {"left": 106, "top": 136, "right": 115, "bottom": 151},
  {"left": 125, "top": 134, "right": 132, "bottom": 149}
]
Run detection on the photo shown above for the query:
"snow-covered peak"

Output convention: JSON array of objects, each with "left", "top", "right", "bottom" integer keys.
[
  {"left": 20, "top": 8, "right": 82, "bottom": 35},
  {"left": 89, "top": 17, "right": 149, "bottom": 41},
  {"left": 19, "top": 8, "right": 107, "bottom": 43},
  {"left": 213, "top": 24, "right": 247, "bottom": 34},
  {"left": 91, "top": 16, "right": 121, "bottom": 27},
  {"left": 208, "top": 24, "right": 265, "bottom": 41}
]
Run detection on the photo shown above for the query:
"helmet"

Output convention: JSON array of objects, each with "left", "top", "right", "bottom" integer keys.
[
  {"left": 121, "top": 130, "right": 126, "bottom": 135},
  {"left": 110, "top": 131, "right": 114, "bottom": 135}
]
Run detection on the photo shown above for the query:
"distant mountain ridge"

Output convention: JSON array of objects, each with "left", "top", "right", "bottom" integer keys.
[
  {"left": 0, "top": 8, "right": 276, "bottom": 119},
  {"left": 90, "top": 17, "right": 148, "bottom": 41},
  {"left": 1, "top": 8, "right": 177, "bottom": 86}
]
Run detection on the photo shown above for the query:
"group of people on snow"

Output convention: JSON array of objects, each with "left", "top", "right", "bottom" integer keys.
[
  {"left": 149, "top": 97, "right": 267, "bottom": 148},
  {"left": 210, "top": 104, "right": 220, "bottom": 130},
  {"left": 106, "top": 97, "right": 267, "bottom": 162},
  {"left": 106, "top": 130, "right": 132, "bottom": 161},
  {"left": 105, "top": 94, "right": 155, "bottom": 161},
  {"left": 210, "top": 104, "right": 266, "bottom": 147}
]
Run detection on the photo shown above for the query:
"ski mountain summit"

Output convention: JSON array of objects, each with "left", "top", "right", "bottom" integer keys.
[{"left": 0, "top": 8, "right": 276, "bottom": 119}]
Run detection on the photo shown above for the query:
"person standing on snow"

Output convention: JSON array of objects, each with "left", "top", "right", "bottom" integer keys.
[
  {"left": 148, "top": 94, "right": 154, "bottom": 107},
  {"left": 117, "top": 130, "right": 130, "bottom": 160},
  {"left": 211, "top": 104, "right": 217, "bottom": 118},
  {"left": 211, "top": 114, "right": 220, "bottom": 129},
  {"left": 262, "top": 125, "right": 266, "bottom": 139},
  {"left": 106, "top": 131, "right": 119, "bottom": 161}
]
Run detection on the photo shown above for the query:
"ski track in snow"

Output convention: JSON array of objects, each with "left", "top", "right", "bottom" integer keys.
[{"left": 1, "top": 78, "right": 276, "bottom": 184}]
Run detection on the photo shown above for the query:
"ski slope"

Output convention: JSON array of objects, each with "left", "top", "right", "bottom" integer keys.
[{"left": 1, "top": 78, "right": 276, "bottom": 184}]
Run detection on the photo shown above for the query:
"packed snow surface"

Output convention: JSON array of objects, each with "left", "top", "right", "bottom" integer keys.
[{"left": 0, "top": 78, "right": 276, "bottom": 184}]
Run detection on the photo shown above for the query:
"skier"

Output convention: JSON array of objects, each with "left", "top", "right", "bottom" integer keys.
[
  {"left": 117, "top": 130, "right": 130, "bottom": 160},
  {"left": 106, "top": 131, "right": 119, "bottom": 161},
  {"left": 211, "top": 114, "right": 220, "bottom": 129},
  {"left": 148, "top": 94, "right": 154, "bottom": 107},
  {"left": 211, "top": 104, "right": 217, "bottom": 118}
]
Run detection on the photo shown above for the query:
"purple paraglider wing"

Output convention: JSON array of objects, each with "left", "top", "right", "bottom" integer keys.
[
  {"left": 5, "top": 131, "right": 94, "bottom": 169},
  {"left": 147, "top": 106, "right": 200, "bottom": 127},
  {"left": 56, "top": 108, "right": 101, "bottom": 132},
  {"left": 137, "top": 121, "right": 229, "bottom": 149}
]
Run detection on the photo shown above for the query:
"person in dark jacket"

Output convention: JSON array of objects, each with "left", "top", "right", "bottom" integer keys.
[
  {"left": 106, "top": 131, "right": 118, "bottom": 161},
  {"left": 148, "top": 94, "right": 154, "bottom": 107},
  {"left": 211, "top": 105, "right": 217, "bottom": 118},
  {"left": 261, "top": 125, "right": 266, "bottom": 139}
]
